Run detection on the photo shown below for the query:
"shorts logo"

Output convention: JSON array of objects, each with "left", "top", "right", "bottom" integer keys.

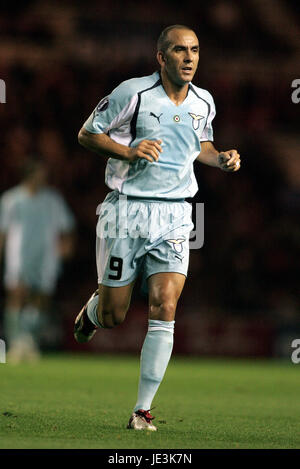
[
  {"left": 166, "top": 237, "right": 186, "bottom": 253},
  {"left": 189, "top": 112, "right": 204, "bottom": 130}
]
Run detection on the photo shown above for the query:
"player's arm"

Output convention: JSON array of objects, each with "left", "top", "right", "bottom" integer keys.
[
  {"left": 0, "top": 193, "right": 7, "bottom": 266},
  {"left": 0, "top": 231, "right": 5, "bottom": 266},
  {"left": 57, "top": 232, "right": 75, "bottom": 260},
  {"left": 196, "top": 141, "right": 241, "bottom": 172},
  {"left": 78, "top": 128, "right": 162, "bottom": 164}
]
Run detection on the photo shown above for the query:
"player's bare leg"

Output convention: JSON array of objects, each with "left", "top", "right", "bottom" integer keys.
[
  {"left": 148, "top": 272, "right": 186, "bottom": 322},
  {"left": 128, "top": 272, "right": 185, "bottom": 431},
  {"left": 96, "top": 281, "right": 136, "bottom": 328},
  {"left": 74, "top": 281, "right": 135, "bottom": 342}
]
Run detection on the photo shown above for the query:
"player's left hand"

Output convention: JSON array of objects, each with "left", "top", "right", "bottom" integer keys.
[{"left": 218, "top": 150, "right": 241, "bottom": 172}]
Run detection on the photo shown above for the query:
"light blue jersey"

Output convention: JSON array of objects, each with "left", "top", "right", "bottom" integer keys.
[{"left": 84, "top": 71, "right": 216, "bottom": 200}]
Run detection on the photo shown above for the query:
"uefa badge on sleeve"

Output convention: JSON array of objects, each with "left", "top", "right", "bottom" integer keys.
[{"left": 96, "top": 97, "right": 109, "bottom": 113}]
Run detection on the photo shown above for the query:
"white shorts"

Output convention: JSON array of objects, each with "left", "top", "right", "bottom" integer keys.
[{"left": 96, "top": 191, "right": 194, "bottom": 287}]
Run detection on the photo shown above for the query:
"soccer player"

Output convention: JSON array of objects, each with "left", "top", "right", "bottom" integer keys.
[
  {"left": 0, "top": 159, "right": 75, "bottom": 362},
  {"left": 74, "top": 25, "right": 241, "bottom": 431}
]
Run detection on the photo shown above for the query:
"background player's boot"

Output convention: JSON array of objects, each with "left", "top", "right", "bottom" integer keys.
[
  {"left": 127, "top": 409, "right": 157, "bottom": 431},
  {"left": 74, "top": 290, "right": 99, "bottom": 343}
]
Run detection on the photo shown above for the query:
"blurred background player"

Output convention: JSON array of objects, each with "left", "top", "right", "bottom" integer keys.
[
  {"left": 0, "top": 159, "right": 75, "bottom": 362},
  {"left": 74, "top": 25, "right": 240, "bottom": 430}
]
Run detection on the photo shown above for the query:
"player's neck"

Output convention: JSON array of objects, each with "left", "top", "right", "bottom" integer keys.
[
  {"left": 160, "top": 71, "right": 189, "bottom": 106},
  {"left": 23, "top": 181, "right": 42, "bottom": 195}
]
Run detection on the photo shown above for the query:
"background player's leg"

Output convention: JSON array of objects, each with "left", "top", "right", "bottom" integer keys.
[
  {"left": 19, "top": 291, "right": 50, "bottom": 359},
  {"left": 4, "top": 286, "right": 27, "bottom": 349},
  {"left": 133, "top": 272, "right": 185, "bottom": 413},
  {"left": 4, "top": 285, "right": 44, "bottom": 362},
  {"left": 86, "top": 280, "right": 136, "bottom": 329}
]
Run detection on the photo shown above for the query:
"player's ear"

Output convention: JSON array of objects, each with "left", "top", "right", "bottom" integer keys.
[{"left": 156, "top": 51, "right": 165, "bottom": 66}]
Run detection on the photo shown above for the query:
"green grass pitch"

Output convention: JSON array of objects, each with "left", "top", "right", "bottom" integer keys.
[{"left": 1, "top": 354, "right": 300, "bottom": 449}]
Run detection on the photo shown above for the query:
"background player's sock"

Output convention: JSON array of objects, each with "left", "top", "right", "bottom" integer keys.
[
  {"left": 86, "top": 295, "right": 103, "bottom": 328},
  {"left": 4, "top": 307, "right": 21, "bottom": 346},
  {"left": 19, "top": 304, "right": 42, "bottom": 342},
  {"left": 134, "top": 319, "right": 175, "bottom": 412}
]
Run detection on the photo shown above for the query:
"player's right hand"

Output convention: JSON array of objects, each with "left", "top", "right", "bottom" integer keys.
[{"left": 127, "top": 139, "right": 163, "bottom": 163}]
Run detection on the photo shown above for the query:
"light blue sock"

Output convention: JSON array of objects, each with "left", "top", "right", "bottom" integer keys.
[
  {"left": 4, "top": 307, "right": 21, "bottom": 346},
  {"left": 19, "top": 305, "right": 42, "bottom": 343},
  {"left": 134, "top": 319, "right": 175, "bottom": 412},
  {"left": 86, "top": 295, "right": 103, "bottom": 328}
]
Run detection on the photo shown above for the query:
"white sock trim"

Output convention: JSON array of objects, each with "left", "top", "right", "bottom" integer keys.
[
  {"left": 148, "top": 319, "right": 175, "bottom": 333},
  {"left": 148, "top": 326, "right": 173, "bottom": 332}
]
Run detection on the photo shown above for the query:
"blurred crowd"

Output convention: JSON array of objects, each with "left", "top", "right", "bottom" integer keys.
[{"left": 0, "top": 0, "right": 299, "bottom": 343}]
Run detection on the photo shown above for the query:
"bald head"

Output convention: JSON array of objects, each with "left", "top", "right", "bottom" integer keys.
[
  {"left": 157, "top": 24, "right": 197, "bottom": 54},
  {"left": 156, "top": 26, "right": 199, "bottom": 88}
]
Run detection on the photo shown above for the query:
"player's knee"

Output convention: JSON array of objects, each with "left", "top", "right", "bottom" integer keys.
[
  {"left": 7, "top": 287, "right": 27, "bottom": 308},
  {"left": 99, "top": 304, "right": 127, "bottom": 328},
  {"left": 149, "top": 300, "right": 176, "bottom": 321},
  {"left": 100, "top": 314, "right": 114, "bottom": 329},
  {"left": 111, "top": 311, "right": 126, "bottom": 327}
]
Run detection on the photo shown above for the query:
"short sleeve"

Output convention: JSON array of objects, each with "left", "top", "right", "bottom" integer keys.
[
  {"left": 83, "top": 81, "right": 138, "bottom": 135},
  {"left": 52, "top": 193, "right": 76, "bottom": 233},
  {"left": 200, "top": 95, "right": 216, "bottom": 142},
  {"left": 0, "top": 192, "right": 13, "bottom": 233}
]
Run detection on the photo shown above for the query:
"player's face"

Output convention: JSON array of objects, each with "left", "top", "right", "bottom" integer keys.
[
  {"left": 31, "top": 166, "right": 48, "bottom": 188},
  {"left": 160, "top": 29, "right": 199, "bottom": 86}
]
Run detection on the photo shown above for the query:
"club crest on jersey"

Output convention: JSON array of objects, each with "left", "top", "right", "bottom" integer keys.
[
  {"left": 189, "top": 112, "right": 204, "bottom": 130},
  {"left": 166, "top": 237, "right": 186, "bottom": 253},
  {"left": 173, "top": 115, "right": 180, "bottom": 123}
]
